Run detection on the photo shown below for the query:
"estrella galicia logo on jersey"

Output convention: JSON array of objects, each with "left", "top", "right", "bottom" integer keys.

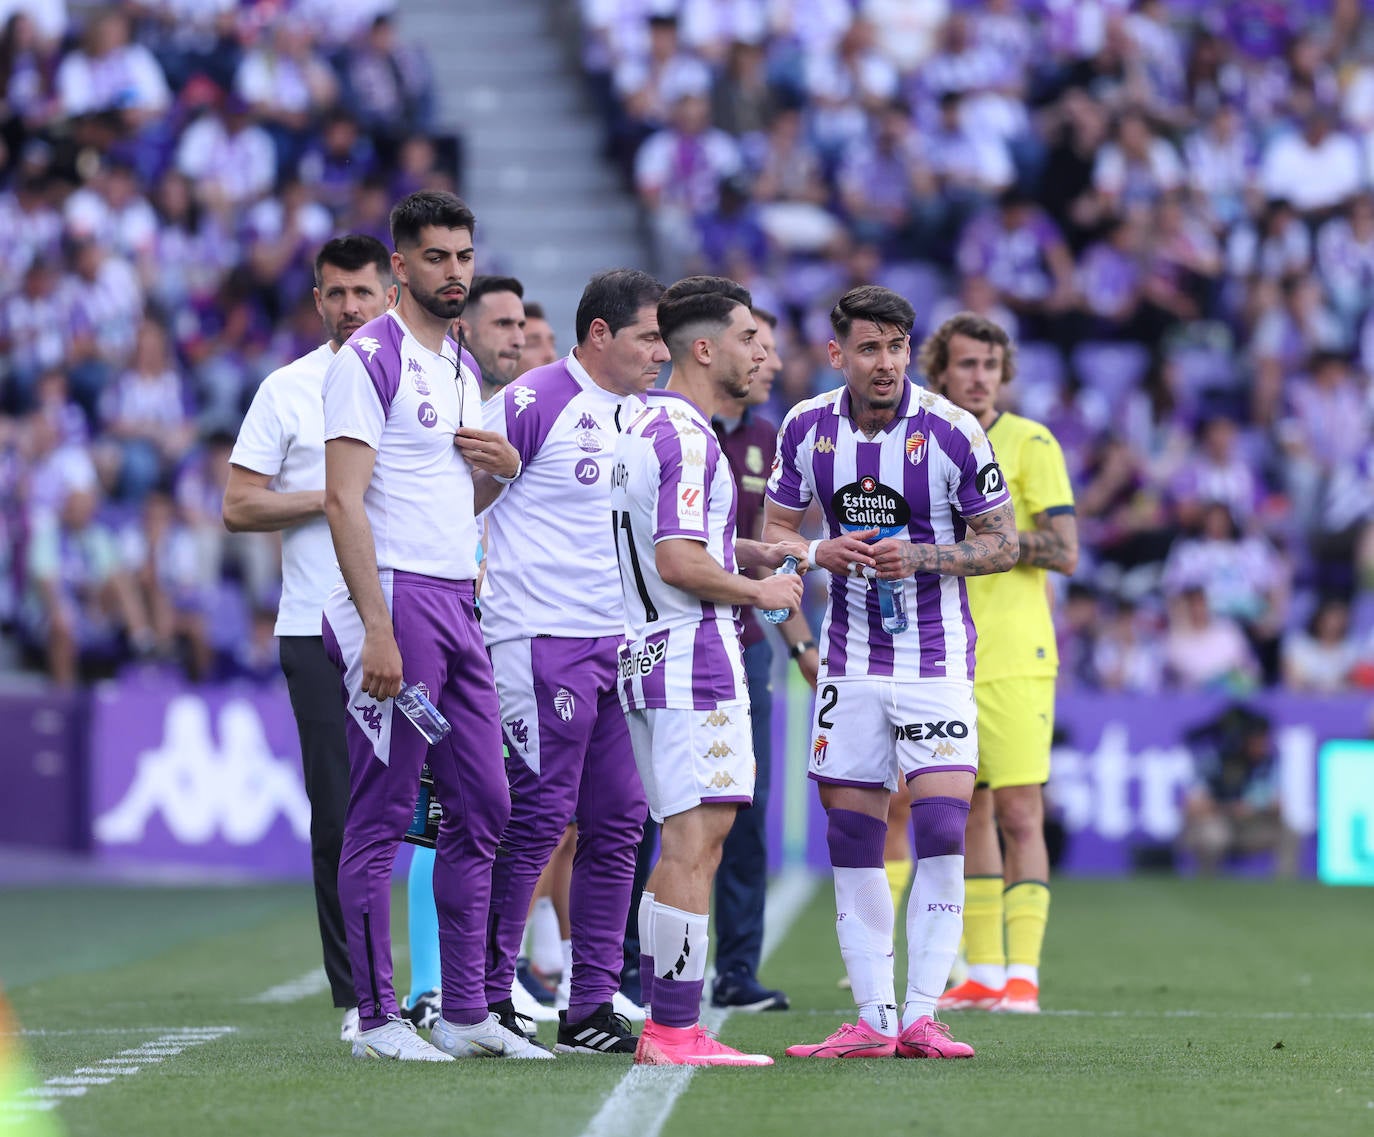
[
  {"left": 504, "top": 717, "right": 529, "bottom": 751},
  {"left": 812, "top": 734, "right": 829, "bottom": 765},
  {"left": 576, "top": 431, "right": 602, "bottom": 453},
  {"left": 512, "top": 386, "right": 537, "bottom": 417},
  {"left": 417, "top": 402, "right": 438, "bottom": 428},
  {"left": 354, "top": 703, "right": 383, "bottom": 736},
  {"left": 574, "top": 458, "right": 600, "bottom": 485},
  {"left": 575, "top": 413, "right": 600, "bottom": 431},
  {"left": 619, "top": 639, "right": 668, "bottom": 679},
  {"left": 905, "top": 430, "right": 927, "bottom": 466},
  {"left": 833, "top": 478, "right": 911, "bottom": 533},
  {"left": 355, "top": 336, "right": 381, "bottom": 362},
  {"left": 553, "top": 688, "right": 575, "bottom": 722},
  {"left": 976, "top": 462, "right": 1004, "bottom": 496},
  {"left": 893, "top": 720, "right": 969, "bottom": 741}
]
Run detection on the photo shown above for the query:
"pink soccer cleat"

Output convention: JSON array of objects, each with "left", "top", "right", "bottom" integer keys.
[
  {"left": 633, "top": 1020, "right": 773, "bottom": 1067},
  {"left": 896, "top": 1016, "right": 975, "bottom": 1059},
  {"left": 785, "top": 1020, "right": 897, "bottom": 1059}
]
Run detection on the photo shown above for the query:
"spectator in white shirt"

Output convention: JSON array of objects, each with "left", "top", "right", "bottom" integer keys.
[
  {"left": 1281, "top": 597, "right": 1361, "bottom": 694},
  {"left": 175, "top": 95, "right": 278, "bottom": 211},
  {"left": 1259, "top": 109, "right": 1363, "bottom": 220},
  {"left": 54, "top": 10, "right": 170, "bottom": 127}
]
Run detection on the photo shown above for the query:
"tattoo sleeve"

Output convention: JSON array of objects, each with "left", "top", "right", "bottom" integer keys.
[
  {"left": 899, "top": 501, "right": 1020, "bottom": 577},
  {"left": 1017, "top": 510, "right": 1079, "bottom": 574}
]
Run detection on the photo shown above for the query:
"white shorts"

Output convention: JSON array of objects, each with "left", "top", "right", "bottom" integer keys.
[
  {"left": 808, "top": 677, "right": 978, "bottom": 791},
  {"left": 625, "top": 701, "right": 754, "bottom": 823}
]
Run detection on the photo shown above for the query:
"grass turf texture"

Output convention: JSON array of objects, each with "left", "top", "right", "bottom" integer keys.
[{"left": 1, "top": 877, "right": 1368, "bottom": 1137}]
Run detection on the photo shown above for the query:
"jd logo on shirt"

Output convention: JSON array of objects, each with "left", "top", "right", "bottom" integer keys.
[
  {"left": 575, "top": 458, "right": 600, "bottom": 484},
  {"left": 417, "top": 402, "right": 438, "bottom": 428},
  {"left": 832, "top": 478, "right": 911, "bottom": 533}
]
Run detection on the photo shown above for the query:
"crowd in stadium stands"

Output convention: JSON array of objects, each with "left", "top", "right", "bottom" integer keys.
[
  {"left": 584, "top": 0, "right": 1374, "bottom": 695},
  {"left": 0, "top": 0, "right": 454, "bottom": 683},
  {"left": 3, "top": 0, "right": 1374, "bottom": 697}
]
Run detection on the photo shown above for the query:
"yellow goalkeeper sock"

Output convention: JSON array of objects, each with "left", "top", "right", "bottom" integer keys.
[
  {"left": 1004, "top": 880, "right": 1050, "bottom": 985},
  {"left": 963, "top": 876, "right": 1005, "bottom": 989},
  {"left": 885, "top": 856, "right": 912, "bottom": 915}
]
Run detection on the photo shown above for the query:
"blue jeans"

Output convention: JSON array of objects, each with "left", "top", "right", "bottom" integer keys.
[{"left": 713, "top": 638, "right": 774, "bottom": 979}]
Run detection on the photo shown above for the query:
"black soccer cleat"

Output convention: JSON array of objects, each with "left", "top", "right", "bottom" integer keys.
[
  {"left": 489, "top": 997, "right": 543, "bottom": 1045},
  {"left": 555, "top": 1003, "right": 637, "bottom": 1054},
  {"left": 401, "top": 988, "right": 442, "bottom": 1032}
]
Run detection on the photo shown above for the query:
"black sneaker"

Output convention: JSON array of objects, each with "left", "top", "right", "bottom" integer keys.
[
  {"left": 489, "top": 997, "right": 543, "bottom": 1044},
  {"left": 401, "top": 987, "right": 442, "bottom": 1031},
  {"left": 555, "top": 1003, "right": 637, "bottom": 1054},
  {"left": 710, "top": 971, "right": 790, "bottom": 1012}
]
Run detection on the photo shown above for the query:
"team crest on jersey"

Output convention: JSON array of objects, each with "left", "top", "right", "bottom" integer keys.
[
  {"left": 408, "top": 357, "right": 431, "bottom": 394},
  {"left": 512, "top": 386, "right": 537, "bottom": 417},
  {"left": 553, "top": 688, "right": 575, "bottom": 722},
  {"left": 813, "top": 436, "right": 835, "bottom": 454},
  {"left": 812, "top": 734, "right": 829, "bottom": 765},
  {"left": 746, "top": 445, "right": 764, "bottom": 474},
  {"left": 905, "top": 431, "right": 927, "bottom": 466},
  {"left": 355, "top": 336, "right": 381, "bottom": 362},
  {"left": 576, "top": 431, "right": 602, "bottom": 453}
]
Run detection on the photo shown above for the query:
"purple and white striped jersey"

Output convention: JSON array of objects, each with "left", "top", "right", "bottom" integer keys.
[
  {"left": 479, "top": 350, "right": 642, "bottom": 645},
  {"left": 766, "top": 380, "right": 1010, "bottom": 682},
  {"left": 610, "top": 390, "right": 747, "bottom": 711}
]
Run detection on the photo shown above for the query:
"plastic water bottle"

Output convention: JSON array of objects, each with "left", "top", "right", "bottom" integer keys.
[
  {"left": 395, "top": 682, "right": 451, "bottom": 745},
  {"left": 763, "top": 555, "right": 800, "bottom": 624},
  {"left": 865, "top": 570, "right": 909, "bottom": 635}
]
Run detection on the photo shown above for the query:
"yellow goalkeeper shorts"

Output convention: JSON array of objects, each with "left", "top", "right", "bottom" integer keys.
[{"left": 974, "top": 676, "right": 1055, "bottom": 790}]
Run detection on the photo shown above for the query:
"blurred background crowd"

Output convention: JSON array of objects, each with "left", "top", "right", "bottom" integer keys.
[{"left": 2, "top": 0, "right": 1374, "bottom": 700}]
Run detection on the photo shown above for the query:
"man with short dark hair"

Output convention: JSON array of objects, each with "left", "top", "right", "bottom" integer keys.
[
  {"left": 517, "top": 301, "right": 559, "bottom": 373},
  {"left": 223, "top": 234, "right": 396, "bottom": 1044},
  {"left": 764, "top": 285, "right": 1018, "bottom": 1061},
  {"left": 612, "top": 275, "right": 806, "bottom": 1066},
  {"left": 481, "top": 268, "right": 668, "bottom": 1055},
  {"left": 458, "top": 274, "right": 526, "bottom": 400},
  {"left": 321, "top": 190, "right": 546, "bottom": 1062}
]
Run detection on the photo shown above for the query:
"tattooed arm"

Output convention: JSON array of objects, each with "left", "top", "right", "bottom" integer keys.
[
  {"left": 870, "top": 501, "right": 1020, "bottom": 579},
  {"left": 1017, "top": 508, "right": 1079, "bottom": 575}
]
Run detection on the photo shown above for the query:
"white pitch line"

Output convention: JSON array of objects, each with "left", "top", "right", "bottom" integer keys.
[
  {"left": 579, "top": 869, "right": 818, "bottom": 1137},
  {"left": 246, "top": 968, "right": 330, "bottom": 1004},
  {"left": 6, "top": 1025, "right": 239, "bottom": 1038}
]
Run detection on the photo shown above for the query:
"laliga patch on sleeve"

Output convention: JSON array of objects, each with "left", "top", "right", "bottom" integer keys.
[
  {"left": 976, "top": 462, "right": 1004, "bottom": 497},
  {"left": 678, "top": 485, "right": 705, "bottom": 526}
]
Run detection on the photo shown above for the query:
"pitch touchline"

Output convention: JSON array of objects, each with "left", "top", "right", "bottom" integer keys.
[
  {"left": 578, "top": 869, "right": 818, "bottom": 1137},
  {"left": 791, "top": 1008, "right": 1374, "bottom": 1021},
  {"left": 245, "top": 967, "right": 331, "bottom": 1004},
  {"left": 0, "top": 1028, "right": 237, "bottom": 1116}
]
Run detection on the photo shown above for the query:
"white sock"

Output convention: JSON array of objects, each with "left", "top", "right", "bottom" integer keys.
[
  {"left": 833, "top": 866, "right": 896, "bottom": 1026},
  {"left": 528, "top": 896, "right": 562, "bottom": 976},
  {"left": 1007, "top": 963, "right": 1038, "bottom": 985},
  {"left": 903, "top": 854, "right": 965, "bottom": 1028},
  {"left": 555, "top": 937, "right": 573, "bottom": 1008},
  {"left": 560, "top": 937, "right": 573, "bottom": 981},
  {"left": 970, "top": 963, "right": 1007, "bottom": 989}
]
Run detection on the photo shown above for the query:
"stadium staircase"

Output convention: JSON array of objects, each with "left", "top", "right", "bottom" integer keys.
[{"left": 400, "top": 0, "right": 652, "bottom": 337}]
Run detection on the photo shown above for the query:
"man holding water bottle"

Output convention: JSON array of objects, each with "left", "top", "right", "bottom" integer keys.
[
  {"left": 322, "top": 190, "right": 547, "bottom": 1062},
  {"left": 762, "top": 285, "right": 1018, "bottom": 1061}
]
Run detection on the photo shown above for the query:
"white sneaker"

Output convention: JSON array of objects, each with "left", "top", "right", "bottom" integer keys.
[
  {"left": 431, "top": 1013, "right": 556, "bottom": 1059},
  {"left": 511, "top": 976, "right": 558, "bottom": 1023},
  {"left": 340, "top": 1007, "right": 360, "bottom": 1043},
  {"left": 352, "top": 1015, "right": 453, "bottom": 1061},
  {"left": 611, "top": 989, "right": 647, "bottom": 1023}
]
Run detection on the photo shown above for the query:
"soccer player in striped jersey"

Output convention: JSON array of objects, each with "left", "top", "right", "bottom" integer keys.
[
  {"left": 612, "top": 276, "right": 806, "bottom": 1066},
  {"left": 764, "top": 285, "right": 1018, "bottom": 1060},
  {"left": 923, "top": 314, "right": 1077, "bottom": 1016}
]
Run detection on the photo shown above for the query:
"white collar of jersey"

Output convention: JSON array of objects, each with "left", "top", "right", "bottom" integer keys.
[
  {"left": 836, "top": 375, "right": 915, "bottom": 425},
  {"left": 387, "top": 308, "right": 457, "bottom": 364},
  {"left": 566, "top": 347, "right": 597, "bottom": 391}
]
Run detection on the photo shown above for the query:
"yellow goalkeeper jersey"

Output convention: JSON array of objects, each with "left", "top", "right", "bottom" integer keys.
[{"left": 967, "top": 411, "right": 1075, "bottom": 681}]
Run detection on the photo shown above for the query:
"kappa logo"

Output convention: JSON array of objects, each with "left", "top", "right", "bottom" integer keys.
[
  {"left": 701, "top": 710, "right": 733, "bottom": 728},
  {"left": 813, "top": 436, "right": 835, "bottom": 454},
  {"left": 707, "top": 771, "right": 738, "bottom": 789},
  {"left": 512, "top": 386, "right": 537, "bottom": 417},
  {"left": 504, "top": 717, "right": 529, "bottom": 750},
  {"left": 812, "top": 734, "right": 829, "bottom": 765},
  {"left": 355, "top": 336, "right": 381, "bottom": 362},
  {"left": 705, "top": 741, "right": 734, "bottom": 760},
  {"left": 354, "top": 703, "right": 383, "bottom": 735},
  {"left": 905, "top": 430, "right": 927, "bottom": 466},
  {"left": 969, "top": 429, "right": 985, "bottom": 448},
  {"left": 408, "top": 358, "right": 431, "bottom": 395},
  {"left": 682, "top": 449, "right": 706, "bottom": 468},
  {"left": 933, "top": 741, "right": 958, "bottom": 758},
  {"left": 553, "top": 688, "right": 575, "bottom": 722},
  {"left": 575, "top": 413, "right": 600, "bottom": 431}
]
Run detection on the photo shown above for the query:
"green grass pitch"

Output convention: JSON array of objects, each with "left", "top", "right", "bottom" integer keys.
[{"left": 1, "top": 876, "right": 1370, "bottom": 1137}]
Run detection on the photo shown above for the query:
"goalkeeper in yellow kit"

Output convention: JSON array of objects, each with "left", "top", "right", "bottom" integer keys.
[{"left": 918, "top": 314, "right": 1078, "bottom": 1014}]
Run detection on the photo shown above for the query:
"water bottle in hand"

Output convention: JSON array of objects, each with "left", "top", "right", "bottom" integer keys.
[
  {"left": 763, "top": 555, "right": 800, "bottom": 624},
  {"left": 865, "top": 570, "right": 909, "bottom": 635},
  {"left": 395, "top": 682, "right": 451, "bottom": 744}
]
